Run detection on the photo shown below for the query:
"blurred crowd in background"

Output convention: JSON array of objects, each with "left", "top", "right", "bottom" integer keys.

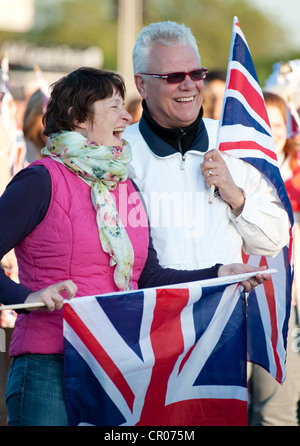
[{"left": 1, "top": 57, "right": 300, "bottom": 327}]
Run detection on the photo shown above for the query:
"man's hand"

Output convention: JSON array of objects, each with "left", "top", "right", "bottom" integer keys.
[
  {"left": 24, "top": 280, "right": 78, "bottom": 311},
  {"left": 200, "top": 149, "right": 245, "bottom": 213},
  {"left": 218, "top": 264, "right": 270, "bottom": 292}
]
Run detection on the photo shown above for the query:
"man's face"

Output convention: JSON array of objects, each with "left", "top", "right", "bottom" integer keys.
[{"left": 135, "top": 42, "right": 205, "bottom": 129}]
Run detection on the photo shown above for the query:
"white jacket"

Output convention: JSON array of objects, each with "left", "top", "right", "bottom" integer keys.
[{"left": 124, "top": 118, "right": 290, "bottom": 270}]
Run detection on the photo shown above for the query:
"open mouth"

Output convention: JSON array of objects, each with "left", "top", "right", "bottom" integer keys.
[{"left": 113, "top": 127, "right": 125, "bottom": 143}]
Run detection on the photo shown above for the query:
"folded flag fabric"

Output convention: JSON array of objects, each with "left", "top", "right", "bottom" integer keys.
[
  {"left": 216, "top": 17, "right": 293, "bottom": 384},
  {"left": 217, "top": 16, "right": 293, "bottom": 221}
]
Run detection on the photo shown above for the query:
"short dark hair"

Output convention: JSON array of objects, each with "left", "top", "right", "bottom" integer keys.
[{"left": 43, "top": 67, "right": 126, "bottom": 136}]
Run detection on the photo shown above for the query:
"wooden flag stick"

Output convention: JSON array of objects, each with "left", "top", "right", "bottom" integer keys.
[
  {"left": 0, "top": 269, "right": 278, "bottom": 311},
  {"left": 0, "top": 302, "right": 46, "bottom": 311},
  {"left": 208, "top": 184, "right": 215, "bottom": 204}
]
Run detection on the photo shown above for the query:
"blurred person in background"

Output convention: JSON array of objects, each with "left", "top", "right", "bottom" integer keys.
[
  {"left": 248, "top": 91, "right": 300, "bottom": 426},
  {"left": 205, "top": 69, "right": 226, "bottom": 120},
  {"left": 265, "top": 60, "right": 300, "bottom": 116},
  {"left": 126, "top": 96, "right": 142, "bottom": 124},
  {"left": 202, "top": 82, "right": 216, "bottom": 118},
  {"left": 0, "top": 120, "right": 11, "bottom": 195},
  {"left": 23, "top": 89, "right": 47, "bottom": 164}
]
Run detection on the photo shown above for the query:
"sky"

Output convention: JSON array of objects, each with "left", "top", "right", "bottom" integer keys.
[{"left": 249, "top": 0, "right": 300, "bottom": 50}]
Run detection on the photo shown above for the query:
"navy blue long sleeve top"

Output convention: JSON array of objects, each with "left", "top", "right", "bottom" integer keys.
[{"left": 0, "top": 165, "right": 221, "bottom": 306}]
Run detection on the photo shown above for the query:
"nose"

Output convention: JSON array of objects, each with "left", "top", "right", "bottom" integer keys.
[
  {"left": 123, "top": 109, "right": 132, "bottom": 124},
  {"left": 180, "top": 74, "right": 197, "bottom": 88}
]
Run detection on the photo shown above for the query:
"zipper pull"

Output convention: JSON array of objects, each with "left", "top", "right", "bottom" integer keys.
[{"left": 181, "top": 154, "right": 186, "bottom": 170}]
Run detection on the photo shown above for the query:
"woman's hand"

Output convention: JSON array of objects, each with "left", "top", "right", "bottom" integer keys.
[
  {"left": 218, "top": 264, "right": 270, "bottom": 292},
  {"left": 24, "top": 280, "right": 78, "bottom": 311}
]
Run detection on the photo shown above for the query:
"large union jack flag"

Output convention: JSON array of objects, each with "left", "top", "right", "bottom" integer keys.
[
  {"left": 63, "top": 277, "right": 251, "bottom": 426},
  {"left": 217, "top": 17, "right": 293, "bottom": 384}
]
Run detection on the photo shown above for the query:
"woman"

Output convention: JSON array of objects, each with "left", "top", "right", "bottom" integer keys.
[
  {"left": 0, "top": 68, "right": 267, "bottom": 426},
  {"left": 248, "top": 91, "right": 300, "bottom": 426}
]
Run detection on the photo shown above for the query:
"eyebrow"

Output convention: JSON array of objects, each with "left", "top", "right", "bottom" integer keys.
[{"left": 107, "top": 97, "right": 125, "bottom": 107}]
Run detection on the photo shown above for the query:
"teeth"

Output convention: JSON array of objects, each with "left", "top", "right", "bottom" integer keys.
[
  {"left": 175, "top": 97, "right": 194, "bottom": 102},
  {"left": 113, "top": 128, "right": 125, "bottom": 133}
]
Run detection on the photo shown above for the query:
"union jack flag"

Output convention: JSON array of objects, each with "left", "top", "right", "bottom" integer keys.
[
  {"left": 217, "top": 17, "right": 293, "bottom": 383},
  {"left": 63, "top": 277, "right": 250, "bottom": 426}
]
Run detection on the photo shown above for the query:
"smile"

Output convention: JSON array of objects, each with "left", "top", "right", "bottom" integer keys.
[{"left": 174, "top": 96, "right": 195, "bottom": 102}]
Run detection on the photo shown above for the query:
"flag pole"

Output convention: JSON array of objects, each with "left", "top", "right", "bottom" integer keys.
[
  {"left": 208, "top": 184, "right": 215, "bottom": 204},
  {"left": 0, "top": 268, "right": 278, "bottom": 311},
  {"left": 208, "top": 16, "right": 237, "bottom": 204},
  {"left": 0, "top": 299, "right": 76, "bottom": 311},
  {"left": 0, "top": 302, "right": 45, "bottom": 311}
]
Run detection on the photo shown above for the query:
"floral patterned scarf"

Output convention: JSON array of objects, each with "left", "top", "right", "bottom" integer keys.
[{"left": 42, "top": 131, "right": 134, "bottom": 291}]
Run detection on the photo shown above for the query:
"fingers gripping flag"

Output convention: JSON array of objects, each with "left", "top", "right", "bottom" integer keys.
[{"left": 217, "top": 17, "right": 294, "bottom": 384}]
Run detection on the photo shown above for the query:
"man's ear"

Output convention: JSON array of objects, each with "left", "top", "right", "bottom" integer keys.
[{"left": 134, "top": 74, "right": 147, "bottom": 99}]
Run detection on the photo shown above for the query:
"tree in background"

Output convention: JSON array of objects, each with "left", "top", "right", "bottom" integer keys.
[{"left": 0, "top": 0, "right": 298, "bottom": 84}]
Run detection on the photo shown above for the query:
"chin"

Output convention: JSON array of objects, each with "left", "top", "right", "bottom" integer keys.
[
  {"left": 177, "top": 111, "right": 199, "bottom": 126},
  {"left": 114, "top": 139, "right": 124, "bottom": 147}
]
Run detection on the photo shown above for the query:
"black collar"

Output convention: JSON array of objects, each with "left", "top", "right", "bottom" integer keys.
[{"left": 140, "top": 100, "right": 208, "bottom": 156}]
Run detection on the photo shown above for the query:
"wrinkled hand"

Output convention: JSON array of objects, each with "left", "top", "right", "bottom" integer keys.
[
  {"left": 200, "top": 149, "right": 245, "bottom": 211},
  {"left": 24, "top": 280, "right": 78, "bottom": 311},
  {"left": 218, "top": 263, "right": 270, "bottom": 292}
]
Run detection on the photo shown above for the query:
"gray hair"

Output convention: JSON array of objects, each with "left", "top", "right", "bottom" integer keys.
[{"left": 133, "top": 21, "right": 201, "bottom": 74}]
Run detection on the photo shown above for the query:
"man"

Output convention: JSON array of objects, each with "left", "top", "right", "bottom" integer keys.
[{"left": 124, "top": 21, "right": 290, "bottom": 272}]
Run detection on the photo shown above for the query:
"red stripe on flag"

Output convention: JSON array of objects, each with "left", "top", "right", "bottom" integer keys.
[
  {"left": 138, "top": 288, "right": 189, "bottom": 424},
  {"left": 228, "top": 69, "right": 270, "bottom": 125},
  {"left": 219, "top": 141, "right": 277, "bottom": 161},
  {"left": 259, "top": 257, "right": 283, "bottom": 383},
  {"left": 64, "top": 303, "right": 135, "bottom": 412},
  {"left": 242, "top": 251, "right": 250, "bottom": 263},
  {"left": 137, "top": 398, "right": 247, "bottom": 426},
  {"left": 178, "top": 343, "right": 196, "bottom": 375}
]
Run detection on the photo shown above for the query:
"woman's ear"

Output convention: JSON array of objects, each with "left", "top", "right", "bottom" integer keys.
[{"left": 70, "top": 108, "right": 88, "bottom": 137}]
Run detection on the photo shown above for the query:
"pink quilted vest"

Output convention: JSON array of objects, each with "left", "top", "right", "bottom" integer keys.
[{"left": 9, "top": 157, "right": 149, "bottom": 356}]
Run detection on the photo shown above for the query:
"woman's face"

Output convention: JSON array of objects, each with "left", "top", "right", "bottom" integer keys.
[
  {"left": 266, "top": 104, "right": 287, "bottom": 156},
  {"left": 78, "top": 90, "right": 132, "bottom": 146}
]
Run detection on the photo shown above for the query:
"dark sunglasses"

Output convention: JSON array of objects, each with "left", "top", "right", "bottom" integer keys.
[{"left": 140, "top": 68, "right": 208, "bottom": 84}]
